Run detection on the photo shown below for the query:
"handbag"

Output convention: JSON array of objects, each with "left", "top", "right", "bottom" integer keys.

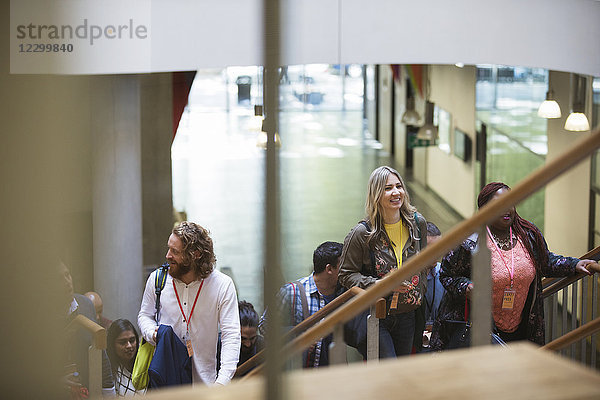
[
  {"left": 132, "top": 339, "right": 155, "bottom": 390},
  {"left": 444, "top": 297, "right": 471, "bottom": 349},
  {"left": 444, "top": 296, "right": 507, "bottom": 349}
]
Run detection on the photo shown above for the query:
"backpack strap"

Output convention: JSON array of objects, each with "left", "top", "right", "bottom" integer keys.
[
  {"left": 414, "top": 212, "right": 421, "bottom": 240},
  {"left": 359, "top": 221, "right": 376, "bottom": 277},
  {"left": 293, "top": 280, "right": 309, "bottom": 323},
  {"left": 154, "top": 263, "right": 169, "bottom": 323},
  {"left": 414, "top": 212, "right": 423, "bottom": 250}
]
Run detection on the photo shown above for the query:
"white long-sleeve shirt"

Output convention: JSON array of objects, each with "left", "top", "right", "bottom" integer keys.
[{"left": 138, "top": 269, "right": 240, "bottom": 385}]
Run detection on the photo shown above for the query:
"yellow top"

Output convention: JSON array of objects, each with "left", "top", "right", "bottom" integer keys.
[{"left": 384, "top": 220, "right": 409, "bottom": 268}]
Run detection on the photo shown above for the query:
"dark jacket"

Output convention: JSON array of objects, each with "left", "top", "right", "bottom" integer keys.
[
  {"left": 148, "top": 324, "right": 192, "bottom": 388},
  {"left": 429, "top": 228, "right": 579, "bottom": 350},
  {"left": 338, "top": 212, "right": 428, "bottom": 313}
]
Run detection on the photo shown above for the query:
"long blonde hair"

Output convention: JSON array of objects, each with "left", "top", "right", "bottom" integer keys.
[{"left": 364, "top": 166, "right": 416, "bottom": 246}]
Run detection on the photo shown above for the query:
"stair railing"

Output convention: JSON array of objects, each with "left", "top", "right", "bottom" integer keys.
[
  {"left": 542, "top": 245, "right": 600, "bottom": 296},
  {"left": 542, "top": 317, "right": 600, "bottom": 352},
  {"left": 542, "top": 246, "right": 600, "bottom": 368}
]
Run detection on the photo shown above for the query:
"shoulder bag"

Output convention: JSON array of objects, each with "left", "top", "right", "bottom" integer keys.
[{"left": 132, "top": 264, "right": 169, "bottom": 390}]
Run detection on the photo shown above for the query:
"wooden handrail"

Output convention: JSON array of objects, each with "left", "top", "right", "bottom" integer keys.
[
  {"left": 267, "top": 127, "right": 600, "bottom": 364},
  {"left": 542, "top": 245, "right": 600, "bottom": 298},
  {"left": 235, "top": 287, "right": 385, "bottom": 377},
  {"left": 541, "top": 317, "right": 600, "bottom": 351},
  {"left": 66, "top": 314, "right": 107, "bottom": 350}
]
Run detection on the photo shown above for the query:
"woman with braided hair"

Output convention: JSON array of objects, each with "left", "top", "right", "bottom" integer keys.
[{"left": 430, "top": 182, "right": 600, "bottom": 350}]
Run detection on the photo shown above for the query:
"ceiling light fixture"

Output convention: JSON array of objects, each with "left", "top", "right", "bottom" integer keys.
[
  {"left": 401, "top": 77, "right": 421, "bottom": 126},
  {"left": 401, "top": 97, "right": 421, "bottom": 125},
  {"left": 565, "top": 74, "right": 590, "bottom": 132},
  {"left": 537, "top": 89, "right": 561, "bottom": 119},
  {"left": 417, "top": 101, "right": 438, "bottom": 140}
]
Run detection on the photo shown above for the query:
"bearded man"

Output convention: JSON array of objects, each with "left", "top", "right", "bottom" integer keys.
[{"left": 138, "top": 221, "right": 240, "bottom": 386}]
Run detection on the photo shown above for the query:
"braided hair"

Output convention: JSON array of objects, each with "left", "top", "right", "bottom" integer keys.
[{"left": 478, "top": 182, "right": 549, "bottom": 272}]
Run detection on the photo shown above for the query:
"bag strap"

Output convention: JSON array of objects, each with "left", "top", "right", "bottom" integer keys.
[
  {"left": 359, "top": 221, "right": 376, "bottom": 276},
  {"left": 154, "top": 263, "right": 169, "bottom": 323},
  {"left": 414, "top": 212, "right": 421, "bottom": 239},
  {"left": 290, "top": 282, "right": 297, "bottom": 325},
  {"left": 293, "top": 280, "right": 309, "bottom": 323},
  {"left": 293, "top": 280, "right": 313, "bottom": 368}
]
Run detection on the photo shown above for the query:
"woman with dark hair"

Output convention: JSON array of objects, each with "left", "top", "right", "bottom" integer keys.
[
  {"left": 339, "top": 165, "right": 428, "bottom": 357},
  {"left": 430, "top": 182, "right": 599, "bottom": 350},
  {"left": 237, "top": 300, "right": 264, "bottom": 367},
  {"left": 217, "top": 300, "right": 264, "bottom": 376},
  {"left": 107, "top": 319, "right": 146, "bottom": 396}
]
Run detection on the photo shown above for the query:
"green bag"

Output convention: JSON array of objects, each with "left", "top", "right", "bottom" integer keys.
[
  {"left": 131, "top": 339, "right": 155, "bottom": 390},
  {"left": 131, "top": 264, "right": 169, "bottom": 390}
]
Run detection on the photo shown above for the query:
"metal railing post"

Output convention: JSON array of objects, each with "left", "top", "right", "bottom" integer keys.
[
  {"left": 582, "top": 276, "right": 588, "bottom": 366},
  {"left": 367, "top": 304, "right": 379, "bottom": 361},
  {"left": 572, "top": 284, "right": 578, "bottom": 360},
  {"left": 329, "top": 323, "right": 347, "bottom": 365},
  {"left": 472, "top": 226, "right": 492, "bottom": 347},
  {"left": 592, "top": 276, "right": 598, "bottom": 367},
  {"left": 562, "top": 288, "right": 568, "bottom": 356}
]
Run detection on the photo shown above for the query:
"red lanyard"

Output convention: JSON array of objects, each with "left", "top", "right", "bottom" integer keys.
[
  {"left": 487, "top": 226, "right": 514, "bottom": 287},
  {"left": 173, "top": 279, "right": 204, "bottom": 332}
]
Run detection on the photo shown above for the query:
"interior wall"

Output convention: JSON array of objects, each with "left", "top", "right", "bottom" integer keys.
[
  {"left": 544, "top": 71, "right": 592, "bottom": 257},
  {"left": 426, "top": 65, "right": 477, "bottom": 218}
]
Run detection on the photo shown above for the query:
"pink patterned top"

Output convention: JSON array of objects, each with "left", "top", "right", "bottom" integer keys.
[{"left": 488, "top": 235, "right": 536, "bottom": 333}]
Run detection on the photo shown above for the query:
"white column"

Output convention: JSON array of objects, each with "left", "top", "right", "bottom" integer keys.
[{"left": 91, "top": 75, "right": 144, "bottom": 325}]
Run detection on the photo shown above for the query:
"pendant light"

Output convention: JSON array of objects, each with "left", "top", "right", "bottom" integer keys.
[
  {"left": 417, "top": 101, "right": 438, "bottom": 140},
  {"left": 564, "top": 74, "right": 590, "bottom": 132},
  {"left": 537, "top": 89, "right": 561, "bottom": 119},
  {"left": 401, "top": 78, "right": 421, "bottom": 125},
  {"left": 401, "top": 97, "right": 421, "bottom": 125}
]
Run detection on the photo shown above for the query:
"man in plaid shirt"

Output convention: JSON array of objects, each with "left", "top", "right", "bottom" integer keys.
[{"left": 260, "top": 241, "right": 366, "bottom": 367}]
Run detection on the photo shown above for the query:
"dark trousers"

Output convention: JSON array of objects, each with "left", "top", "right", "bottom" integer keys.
[
  {"left": 349, "top": 309, "right": 416, "bottom": 359},
  {"left": 379, "top": 310, "right": 416, "bottom": 357}
]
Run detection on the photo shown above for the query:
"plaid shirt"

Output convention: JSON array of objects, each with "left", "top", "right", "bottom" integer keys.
[
  {"left": 258, "top": 274, "right": 342, "bottom": 367},
  {"left": 278, "top": 274, "right": 328, "bottom": 367}
]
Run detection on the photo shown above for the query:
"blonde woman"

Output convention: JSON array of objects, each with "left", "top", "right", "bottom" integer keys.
[{"left": 339, "top": 166, "right": 428, "bottom": 357}]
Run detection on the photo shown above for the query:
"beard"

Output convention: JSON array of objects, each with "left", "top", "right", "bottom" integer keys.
[{"left": 168, "top": 261, "right": 193, "bottom": 280}]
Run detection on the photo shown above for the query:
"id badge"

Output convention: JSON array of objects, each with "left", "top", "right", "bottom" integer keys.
[
  {"left": 186, "top": 339, "right": 194, "bottom": 357},
  {"left": 502, "top": 288, "right": 516, "bottom": 309},
  {"left": 389, "top": 292, "right": 399, "bottom": 309}
]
